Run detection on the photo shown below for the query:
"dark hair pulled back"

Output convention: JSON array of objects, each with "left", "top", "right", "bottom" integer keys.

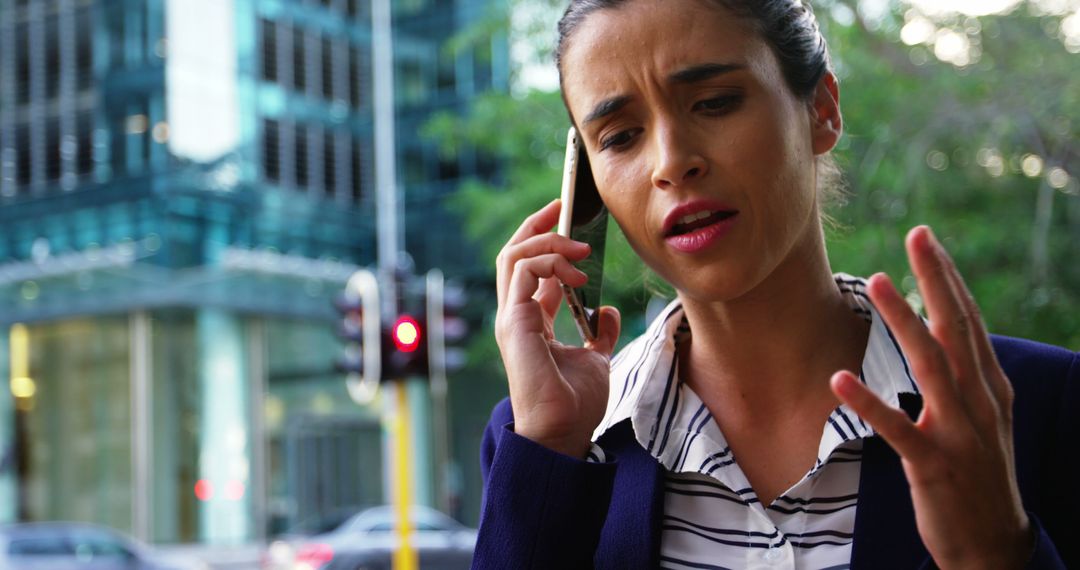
[
  {"left": 556, "top": 0, "right": 830, "bottom": 101},
  {"left": 555, "top": 0, "right": 844, "bottom": 212}
]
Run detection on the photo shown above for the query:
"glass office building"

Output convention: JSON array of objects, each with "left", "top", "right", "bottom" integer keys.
[{"left": 0, "top": 0, "right": 506, "bottom": 544}]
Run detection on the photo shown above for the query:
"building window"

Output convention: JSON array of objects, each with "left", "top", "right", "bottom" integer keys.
[
  {"left": 437, "top": 49, "right": 455, "bottom": 94},
  {"left": 15, "top": 124, "right": 31, "bottom": 186},
  {"left": 473, "top": 41, "right": 493, "bottom": 93},
  {"left": 295, "top": 123, "right": 308, "bottom": 189},
  {"left": 438, "top": 156, "right": 459, "bottom": 181},
  {"left": 402, "top": 146, "right": 424, "bottom": 185},
  {"left": 349, "top": 44, "right": 363, "bottom": 108},
  {"left": 45, "top": 120, "right": 61, "bottom": 181},
  {"left": 292, "top": 27, "right": 306, "bottom": 93},
  {"left": 77, "top": 113, "right": 95, "bottom": 176},
  {"left": 46, "top": 17, "right": 60, "bottom": 100},
  {"left": 347, "top": 0, "right": 371, "bottom": 21},
  {"left": 76, "top": 8, "right": 94, "bottom": 92},
  {"left": 399, "top": 58, "right": 425, "bottom": 106},
  {"left": 321, "top": 36, "right": 334, "bottom": 101},
  {"left": 351, "top": 136, "right": 363, "bottom": 202},
  {"left": 263, "top": 119, "right": 279, "bottom": 182},
  {"left": 110, "top": 114, "right": 127, "bottom": 177},
  {"left": 323, "top": 130, "right": 336, "bottom": 196},
  {"left": 108, "top": 4, "right": 125, "bottom": 69},
  {"left": 16, "top": 26, "right": 30, "bottom": 104},
  {"left": 260, "top": 19, "right": 278, "bottom": 84},
  {"left": 18, "top": 318, "right": 134, "bottom": 534}
]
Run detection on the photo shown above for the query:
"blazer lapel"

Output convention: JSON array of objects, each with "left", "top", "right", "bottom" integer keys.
[
  {"left": 851, "top": 393, "right": 933, "bottom": 569},
  {"left": 595, "top": 420, "right": 664, "bottom": 570}
]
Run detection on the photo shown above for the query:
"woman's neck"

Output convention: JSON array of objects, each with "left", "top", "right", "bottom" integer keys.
[{"left": 677, "top": 226, "right": 870, "bottom": 424}]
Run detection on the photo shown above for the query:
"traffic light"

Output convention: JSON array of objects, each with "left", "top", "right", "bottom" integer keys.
[
  {"left": 382, "top": 313, "right": 429, "bottom": 379},
  {"left": 335, "top": 270, "right": 381, "bottom": 403},
  {"left": 426, "top": 269, "right": 469, "bottom": 379},
  {"left": 337, "top": 269, "right": 469, "bottom": 389}
]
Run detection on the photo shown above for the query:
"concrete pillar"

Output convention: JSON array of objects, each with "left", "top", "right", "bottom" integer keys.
[
  {"left": 196, "top": 309, "right": 251, "bottom": 544},
  {"left": 130, "top": 311, "right": 152, "bottom": 541},
  {"left": 0, "top": 326, "right": 15, "bottom": 523}
]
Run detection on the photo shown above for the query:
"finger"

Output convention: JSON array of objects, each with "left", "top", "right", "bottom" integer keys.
[
  {"left": 907, "top": 227, "right": 987, "bottom": 405},
  {"left": 831, "top": 371, "right": 928, "bottom": 459},
  {"left": 535, "top": 277, "right": 563, "bottom": 339},
  {"left": 497, "top": 199, "right": 561, "bottom": 307},
  {"left": 931, "top": 231, "right": 1014, "bottom": 416},
  {"left": 535, "top": 276, "right": 563, "bottom": 316},
  {"left": 586, "top": 306, "right": 621, "bottom": 357},
  {"left": 497, "top": 231, "right": 590, "bottom": 307},
  {"left": 507, "top": 254, "right": 588, "bottom": 309},
  {"left": 866, "top": 272, "right": 964, "bottom": 419},
  {"left": 507, "top": 199, "right": 561, "bottom": 246}
]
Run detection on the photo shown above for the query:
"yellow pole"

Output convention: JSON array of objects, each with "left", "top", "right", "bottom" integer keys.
[
  {"left": 9, "top": 324, "right": 35, "bottom": 409},
  {"left": 10, "top": 324, "right": 28, "bottom": 380},
  {"left": 392, "top": 382, "right": 418, "bottom": 570}
]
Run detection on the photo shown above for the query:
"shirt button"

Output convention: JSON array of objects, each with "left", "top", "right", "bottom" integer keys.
[{"left": 763, "top": 547, "right": 782, "bottom": 562}]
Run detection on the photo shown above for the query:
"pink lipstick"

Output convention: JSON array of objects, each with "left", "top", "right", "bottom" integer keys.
[{"left": 662, "top": 201, "right": 738, "bottom": 254}]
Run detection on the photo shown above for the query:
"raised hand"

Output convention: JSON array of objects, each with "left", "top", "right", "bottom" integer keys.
[
  {"left": 495, "top": 199, "right": 621, "bottom": 459},
  {"left": 830, "top": 226, "right": 1032, "bottom": 569}
]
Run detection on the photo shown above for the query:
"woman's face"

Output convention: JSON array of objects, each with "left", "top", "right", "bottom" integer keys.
[{"left": 561, "top": 0, "right": 841, "bottom": 303}]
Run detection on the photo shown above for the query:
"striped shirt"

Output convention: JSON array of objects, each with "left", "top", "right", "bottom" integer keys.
[{"left": 588, "top": 274, "right": 920, "bottom": 569}]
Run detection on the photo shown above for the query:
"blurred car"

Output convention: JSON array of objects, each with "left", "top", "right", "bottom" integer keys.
[
  {"left": 262, "top": 505, "right": 476, "bottom": 570},
  {"left": 0, "top": 522, "right": 209, "bottom": 570}
]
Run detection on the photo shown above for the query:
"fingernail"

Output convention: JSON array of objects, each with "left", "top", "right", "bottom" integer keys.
[
  {"left": 868, "top": 273, "right": 899, "bottom": 300},
  {"left": 925, "top": 226, "right": 944, "bottom": 253},
  {"left": 830, "top": 372, "right": 853, "bottom": 397}
]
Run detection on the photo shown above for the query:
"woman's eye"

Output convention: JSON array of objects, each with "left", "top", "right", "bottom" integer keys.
[
  {"left": 599, "top": 129, "right": 637, "bottom": 151},
  {"left": 694, "top": 95, "right": 741, "bottom": 114}
]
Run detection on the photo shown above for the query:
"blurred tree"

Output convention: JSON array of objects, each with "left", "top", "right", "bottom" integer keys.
[
  {"left": 426, "top": 0, "right": 1080, "bottom": 361},
  {"left": 820, "top": 0, "right": 1080, "bottom": 349}
]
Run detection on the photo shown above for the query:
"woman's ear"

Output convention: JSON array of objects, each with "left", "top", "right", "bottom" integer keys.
[{"left": 810, "top": 72, "right": 842, "bottom": 156}]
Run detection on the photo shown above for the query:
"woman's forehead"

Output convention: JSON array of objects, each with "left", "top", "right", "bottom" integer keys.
[{"left": 560, "top": 0, "right": 773, "bottom": 112}]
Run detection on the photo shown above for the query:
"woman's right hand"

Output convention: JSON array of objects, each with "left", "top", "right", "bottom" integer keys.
[{"left": 495, "top": 199, "right": 621, "bottom": 459}]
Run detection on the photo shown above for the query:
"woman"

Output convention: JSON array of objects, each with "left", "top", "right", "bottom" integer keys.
[{"left": 475, "top": 0, "right": 1078, "bottom": 568}]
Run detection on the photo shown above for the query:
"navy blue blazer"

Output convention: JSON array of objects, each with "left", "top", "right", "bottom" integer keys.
[{"left": 473, "top": 335, "right": 1079, "bottom": 569}]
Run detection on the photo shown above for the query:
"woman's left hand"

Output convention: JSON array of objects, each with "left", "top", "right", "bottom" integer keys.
[{"left": 830, "top": 226, "right": 1033, "bottom": 569}]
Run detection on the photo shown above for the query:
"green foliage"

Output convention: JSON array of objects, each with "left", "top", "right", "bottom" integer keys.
[
  {"left": 426, "top": 0, "right": 1080, "bottom": 350},
  {"left": 821, "top": 1, "right": 1080, "bottom": 349}
]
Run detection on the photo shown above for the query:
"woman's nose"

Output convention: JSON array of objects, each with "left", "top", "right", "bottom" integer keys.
[{"left": 651, "top": 127, "right": 708, "bottom": 190}]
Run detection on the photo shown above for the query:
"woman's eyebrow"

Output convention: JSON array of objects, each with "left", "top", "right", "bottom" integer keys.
[
  {"left": 584, "top": 95, "right": 631, "bottom": 125},
  {"left": 581, "top": 63, "right": 745, "bottom": 125},
  {"left": 669, "top": 62, "right": 746, "bottom": 84}
]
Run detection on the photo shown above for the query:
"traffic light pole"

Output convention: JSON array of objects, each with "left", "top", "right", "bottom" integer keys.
[
  {"left": 390, "top": 382, "right": 417, "bottom": 570},
  {"left": 372, "top": 0, "right": 418, "bottom": 564},
  {"left": 426, "top": 269, "right": 453, "bottom": 515}
]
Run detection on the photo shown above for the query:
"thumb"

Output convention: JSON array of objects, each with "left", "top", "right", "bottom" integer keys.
[{"left": 587, "top": 306, "right": 621, "bottom": 357}]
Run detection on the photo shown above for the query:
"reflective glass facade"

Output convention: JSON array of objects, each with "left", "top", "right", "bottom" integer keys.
[{"left": 0, "top": 0, "right": 506, "bottom": 544}]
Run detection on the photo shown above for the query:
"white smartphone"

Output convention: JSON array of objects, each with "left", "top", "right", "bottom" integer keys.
[{"left": 557, "top": 126, "right": 608, "bottom": 343}]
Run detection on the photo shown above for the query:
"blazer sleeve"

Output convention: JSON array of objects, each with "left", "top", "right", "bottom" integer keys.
[
  {"left": 1027, "top": 346, "right": 1080, "bottom": 568},
  {"left": 994, "top": 336, "right": 1080, "bottom": 569},
  {"left": 472, "top": 397, "right": 617, "bottom": 570}
]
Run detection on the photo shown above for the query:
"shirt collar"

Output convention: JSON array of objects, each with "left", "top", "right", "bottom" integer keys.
[{"left": 593, "top": 273, "right": 921, "bottom": 446}]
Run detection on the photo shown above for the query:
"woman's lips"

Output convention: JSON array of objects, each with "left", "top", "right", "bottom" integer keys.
[{"left": 664, "top": 213, "right": 738, "bottom": 253}]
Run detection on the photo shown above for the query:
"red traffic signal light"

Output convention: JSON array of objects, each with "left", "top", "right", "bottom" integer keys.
[
  {"left": 391, "top": 316, "right": 422, "bottom": 353},
  {"left": 383, "top": 314, "right": 428, "bottom": 379}
]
